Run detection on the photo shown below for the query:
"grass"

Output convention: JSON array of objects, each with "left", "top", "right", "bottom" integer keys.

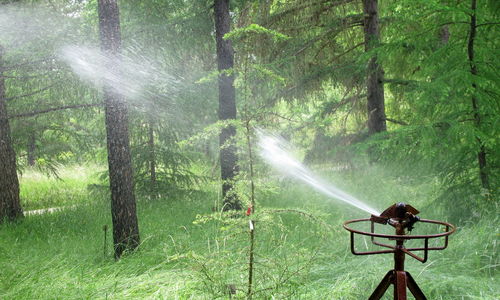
[
  {"left": 19, "top": 164, "right": 104, "bottom": 210},
  {"left": 1, "top": 164, "right": 498, "bottom": 299}
]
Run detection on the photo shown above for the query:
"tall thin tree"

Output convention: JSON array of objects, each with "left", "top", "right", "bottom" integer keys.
[
  {"left": 97, "top": 0, "right": 140, "bottom": 258},
  {"left": 363, "top": 0, "right": 386, "bottom": 134},
  {"left": 0, "top": 45, "right": 23, "bottom": 222},
  {"left": 214, "top": 0, "right": 241, "bottom": 210},
  {"left": 467, "top": 0, "right": 489, "bottom": 190},
  {"left": 147, "top": 115, "right": 157, "bottom": 198}
]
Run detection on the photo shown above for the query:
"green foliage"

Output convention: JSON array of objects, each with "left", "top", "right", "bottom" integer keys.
[
  {"left": 242, "top": 0, "right": 499, "bottom": 221},
  {"left": 190, "top": 208, "right": 329, "bottom": 299},
  {"left": 2, "top": 165, "right": 498, "bottom": 298},
  {"left": 130, "top": 121, "right": 202, "bottom": 198},
  {"left": 1, "top": 1, "right": 106, "bottom": 171},
  {"left": 225, "top": 23, "right": 290, "bottom": 42},
  {"left": 18, "top": 165, "right": 103, "bottom": 210},
  {"left": 362, "top": 0, "right": 500, "bottom": 219},
  {"left": 3, "top": 0, "right": 497, "bottom": 220}
]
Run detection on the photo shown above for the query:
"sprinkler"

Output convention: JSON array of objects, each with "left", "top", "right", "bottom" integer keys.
[{"left": 343, "top": 203, "right": 456, "bottom": 300}]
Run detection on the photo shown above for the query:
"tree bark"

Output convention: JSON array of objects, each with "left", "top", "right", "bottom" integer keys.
[
  {"left": 148, "top": 117, "right": 157, "bottom": 198},
  {"left": 363, "top": 0, "right": 386, "bottom": 134},
  {"left": 439, "top": 25, "right": 450, "bottom": 45},
  {"left": 0, "top": 45, "right": 23, "bottom": 222},
  {"left": 467, "top": 0, "right": 489, "bottom": 190},
  {"left": 27, "top": 130, "right": 36, "bottom": 166},
  {"left": 214, "top": 0, "right": 241, "bottom": 210},
  {"left": 97, "top": 0, "right": 140, "bottom": 258}
]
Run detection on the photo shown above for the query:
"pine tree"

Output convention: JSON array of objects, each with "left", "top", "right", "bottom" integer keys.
[
  {"left": 363, "top": 0, "right": 386, "bottom": 134},
  {"left": 214, "top": 0, "right": 241, "bottom": 210},
  {"left": 97, "top": 0, "right": 140, "bottom": 258},
  {"left": 0, "top": 45, "right": 23, "bottom": 222}
]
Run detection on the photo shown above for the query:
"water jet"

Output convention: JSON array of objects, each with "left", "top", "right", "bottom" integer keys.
[{"left": 257, "top": 129, "right": 379, "bottom": 216}]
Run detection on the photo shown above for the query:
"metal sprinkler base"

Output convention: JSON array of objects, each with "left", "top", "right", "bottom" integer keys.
[
  {"left": 369, "top": 270, "right": 425, "bottom": 300},
  {"left": 343, "top": 203, "right": 456, "bottom": 300}
]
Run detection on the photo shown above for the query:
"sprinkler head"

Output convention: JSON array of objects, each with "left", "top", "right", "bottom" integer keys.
[
  {"left": 370, "top": 203, "right": 420, "bottom": 231},
  {"left": 370, "top": 214, "right": 389, "bottom": 225},
  {"left": 405, "top": 212, "right": 420, "bottom": 232}
]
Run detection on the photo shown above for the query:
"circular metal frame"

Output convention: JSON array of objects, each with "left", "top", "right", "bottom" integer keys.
[
  {"left": 343, "top": 218, "right": 456, "bottom": 240},
  {"left": 343, "top": 217, "right": 456, "bottom": 299}
]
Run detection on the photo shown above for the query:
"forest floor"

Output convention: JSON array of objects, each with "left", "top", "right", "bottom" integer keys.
[{"left": 0, "top": 165, "right": 498, "bottom": 299}]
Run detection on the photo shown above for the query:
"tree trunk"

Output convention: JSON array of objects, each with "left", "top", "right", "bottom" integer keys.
[
  {"left": 214, "top": 0, "right": 241, "bottom": 211},
  {"left": 27, "top": 130, "right": 36, "bottom": 166},
  {"left": 363, "top": 0, "right": 386, "bottom": 134},
  {"left": 439, "top": 25, "right": 450, "bottom": 45},
  {"left": 467, "top": 0, "right": 489, "bottom": 190},
  {"left": 0, "top": 45, "right": 23, "bottom": 222},
  {"left": 97, "top": 0, "right": 140, "bottom": 259},
  {"left": 148, "top": 117, "right": 157, "bottom": 198}
]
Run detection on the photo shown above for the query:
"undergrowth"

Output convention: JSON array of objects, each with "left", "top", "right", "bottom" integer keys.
[
  {"left": 19, "top": 164, "right": 103, "bottom": 210},
  {"left": 0, "top": 165, "right": 497, "bottom": 299}
]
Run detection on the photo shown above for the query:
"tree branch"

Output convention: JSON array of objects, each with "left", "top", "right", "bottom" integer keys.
[
  {"left": 293, "top": 27, "right": 337, "bottom": 57},
  {"left": 1, "top": 56, "right": 56, "bottom": 71},
  {"left": 476, "top": 22, "right": 500, "bottom": 28},
  {"left": 5, "top": 82, "right": 60, "bottom": 101},
  {"left": 265, "top": 0, "right": 330, "bottom": 25},
  {"left": 7, "top": 103, "right": 102, "bottom": 119},
  {"left": 384, "top": 117, "right": 408, "bottom": 126},
  {"left": 267, "top": 0, "right": 356, "bottom": 26},
  {"left": 382, "top": 78, "right": 418, "bottom": 86},
  {"left": 321, "top": 93, "right": 366, "bottom": 117},
  {"left": 1, "top": 71, "right": 58, "bottom": 80},
  {"left": 327, "top": 42, "right": 365, "bottom": 65}
]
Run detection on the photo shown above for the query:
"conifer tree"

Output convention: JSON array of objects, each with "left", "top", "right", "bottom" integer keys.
[
  {"left": 0, "top": 45, "right": 23, "bottom": 222},
  {"left": 97, "top": 0, "right": 140, "bottom": 258},
  {"left": 214, "top": 0, "right": 241, "bottom": 210},
  {"left": 363, "top": 0, "right": 386, "bottom": 134}
]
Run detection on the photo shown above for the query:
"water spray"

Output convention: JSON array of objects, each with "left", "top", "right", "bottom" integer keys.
[
  {"left": 343, "top": 203, "right": 456, "bottom": 299},
  {"left": 257, "top": 129, "right": 379, "bottom": 215},
  {"left": 257, "top": 130, "right": 456, "bottom": 298}
]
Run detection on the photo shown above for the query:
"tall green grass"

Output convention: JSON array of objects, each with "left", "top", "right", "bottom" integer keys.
[
  {"left": 19, "top": 165, "right": 103, "bottom": 210},
  {"left": 0, "top": 165, "right": 497, "bottom": 299}
]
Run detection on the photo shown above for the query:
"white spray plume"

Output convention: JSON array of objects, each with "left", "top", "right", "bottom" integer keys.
[
  {"left": 58, "top": 45, "right": 181, "bottom": 106},
  {"left": 257, "top": 128, "right": 379, "bottom": 216}
]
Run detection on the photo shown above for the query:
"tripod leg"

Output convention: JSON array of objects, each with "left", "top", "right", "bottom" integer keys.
[
  {"left": 394, "top": 271, "right": 407, "bottom": 300},
  {"left": 369, "top": 271, "right": 393, "bottom": 300},
  {"left": 406, "top": 272, "right": 427, "bottom": 300}
]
